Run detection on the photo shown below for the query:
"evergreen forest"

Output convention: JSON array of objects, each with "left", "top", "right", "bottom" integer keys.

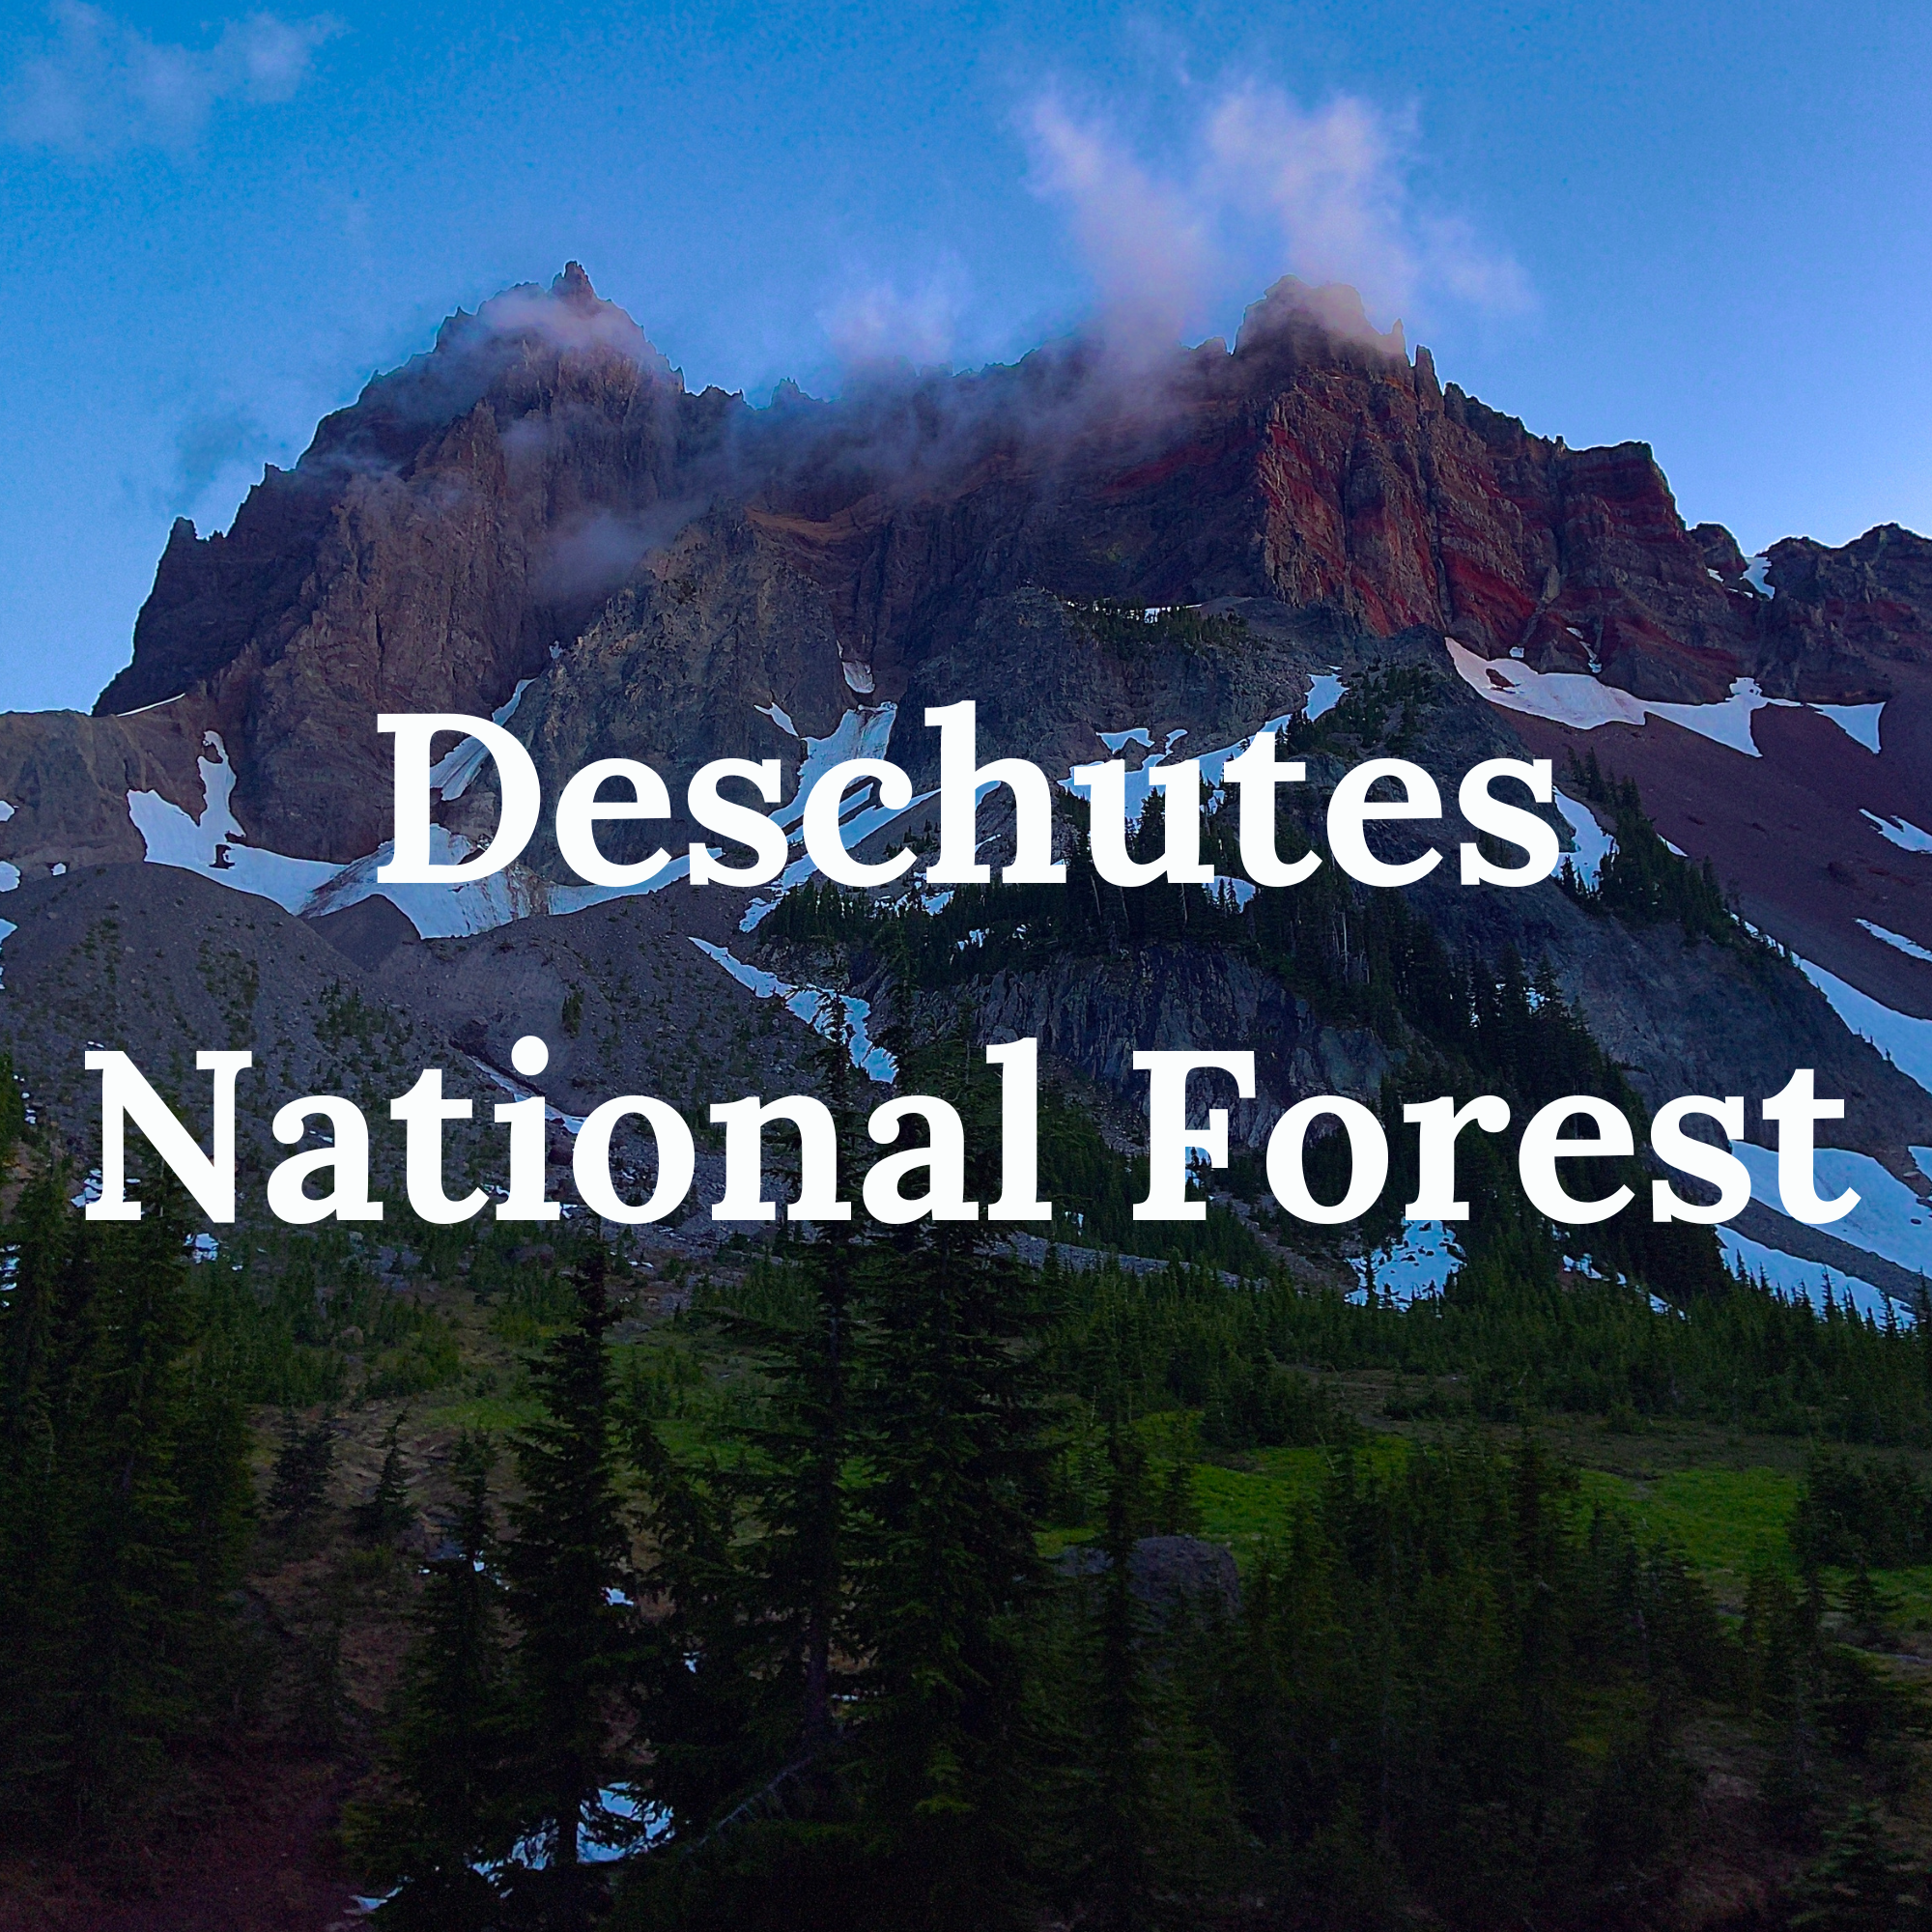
[{"left": 6, "top": 1007, "right": 1932, "bottom": 1932}]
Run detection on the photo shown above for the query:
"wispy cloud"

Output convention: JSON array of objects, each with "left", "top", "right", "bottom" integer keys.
[
  {"left": 1024, "top": 96, "right": 1216, "bottom": 351},
  {"left": 1024, "top": 80, "right": 1529, "bottom": 348},
  {"left": 820, "top": 261, "right": 972, "bottom": 372},
  {"left": 6, "top": 3, "right": 339, "bottom": 156}
]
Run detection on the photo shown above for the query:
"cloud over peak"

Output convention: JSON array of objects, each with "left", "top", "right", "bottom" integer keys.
[
  {"left": 1024, "top": 80, "right": 1529, "bottom": 351},
  {"left": 820, "top": 262, "right": 972, "bottom": 375}
]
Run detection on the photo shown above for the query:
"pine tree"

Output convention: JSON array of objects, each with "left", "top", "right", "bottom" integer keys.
[
  {"left": 825, "top": 1025, "right": 1054, "bottom": 1923},
  {"left": 0, "top": 1162, "right": 75, "bottom": 1437},
  {"left": 650, "top": 1208, "right": 860, "bottom": 1853},
  {"left": 355, "top": 1431, "right": 512, "bottom": 1930},
  {"left": 296, "top": 1575, "right": 352, "bottom": 1749},
  {"left": 0, "top": 1165, "right": 95, "bottom": 1836},
  {"left": 502, "top": 1248, "right": 643, "bottom": 1928},
  {"left": 1156, "top": 1452, "right": 1201, "bottom": 1538},
  {"left": 851, "top": 1221, "right": 1052, "bottom": 1928},
  {"left": 622, "top": 1391, "right": 758, "bottom": 1835},
  {"left": 1787, "top": 1803, "right": 1924, "bottom": 1931},
  {"left": 54, "top": 1194, "right": 250, "bottom": 1834},
  {"left": 355, "top": 1412, "right": 413, "bottom": 1545},
  {"left": 1089, "top": 1422, "right": 1155, "bottom": 1931},
  {"left": 616, "top": 1024, "right": 877, "bottom": 1919},
  {"left": 1038, "top": 1410, "right": 1231, "bottom": 1932},
  {"left": 269, "top": 1407, "right": 336, "bottom": 1525},
  {"left": 711, "top": 1004, "right": 867, "bottom": 1766}
]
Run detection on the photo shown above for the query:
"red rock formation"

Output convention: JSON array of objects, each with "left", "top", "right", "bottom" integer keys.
[{"left": 54, "top": 264, "right": 1925, "bottom": 877}]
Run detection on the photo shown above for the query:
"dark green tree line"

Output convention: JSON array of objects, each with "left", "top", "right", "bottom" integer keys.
[{"left": 0, "top": 1162, "right": 254, "bottom": 1841}]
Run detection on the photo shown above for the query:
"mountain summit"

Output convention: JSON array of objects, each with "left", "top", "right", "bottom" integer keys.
[
  {"left": 73, "top": 268, "right": 1924, "bottom": 874},
  {"left": 0, "top": 268, "right": 1924, "bottom": 1245}
]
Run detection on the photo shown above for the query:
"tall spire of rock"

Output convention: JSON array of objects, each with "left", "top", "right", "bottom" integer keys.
[{"left": 553, "top": 261, "right": 597, "bottom": 306}]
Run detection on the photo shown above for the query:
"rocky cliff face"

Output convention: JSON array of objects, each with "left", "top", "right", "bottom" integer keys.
[
  {"left": 0, "top": 262, "right": 1925, "bottom": 1261},
  {"left": 1757, "top": 524, "right": 1932, "bottom": 695},
  {"left": 59, "top": 264, "right": 1919, "bottom": 878},
  {"left": 92, "top": 264, "right": 715, "bottom": 858}
]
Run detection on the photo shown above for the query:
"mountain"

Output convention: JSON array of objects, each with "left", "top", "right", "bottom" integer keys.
[{"left": 0, "top": 264, "right": 1926, "bottom": 1294}]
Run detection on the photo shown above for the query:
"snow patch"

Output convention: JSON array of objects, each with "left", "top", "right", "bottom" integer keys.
[
  {"left": 1861, "top": 810, "right": 1932, "bottom": 854},
  {"left": 129, "top": 734, "right": 341, "bottom": 914},
  {"left": 1647, "top": 681, "right": 1787, "bottom": 757},
  {"left": 1552, "top": 790, "right": 1615, "bottom": 889},
  {"left": 428, "top": 681, "right": 533, "bottom": 800},
  {"left": 1305, "top": 671, "right": 1347, "bottom": 721},
  {"left": 1446, "top": 640, "right": 1825, "bottom": 759},
  {"left": 1859, "top": 921, "right": 1932, "bottom": 964},
  {"left": 1731, "top": 1140, "right": 1932, "bottom": 1280},
  {"left": 1073, "top": 712, "right": 1296, "bottom": 830},
  {"left": 0, "top": 917, "right": 14, "bottom": 989},
  {"left": 1350, "top": 1220, "right": 1459, "bottom": 1304},
  {"left": 468, "top": 1056, "right": 586, "bottom": 1136},
  {"left": 302, "top": 830, "right": 703, "bottom": 939},
  {"left": 1787, "top": 952, "right": 1932, "bottom": 1099},
  {"left": 1719, "top": 1226, "right": 1902, "bottom": 1323},
  {"left": 689, "top": 938, "right": 895, "bottom": 1082},
  {"left": 1811, "top": 701, "right": 1884, "bottom": 754},
  {"left": 1744, "top": 554, "right": 1774, "bottom": 596},
  {"left": 303, "top": 833, "right": 532, "bottom": 937},
  {"left": 1448, "top": 640, "right": 1647, "bottom": 730},
  {"left": 299, "top": 688, "right": 933, "bottom": 936},
  {"left": 768, "top": 703, "right": 900, "bottom": 832}
]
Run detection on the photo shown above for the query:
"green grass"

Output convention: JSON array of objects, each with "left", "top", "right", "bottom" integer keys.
[
  {"left": 1048, "top": 1438, "right": 1820, "bottom": 1597},
  {"left": 1244, "top": 1436, "right": 1413, "bottom": 1484},
  {"left": 1864, "top": 1566, "right": 1932, "bottom": 1629},
  {"left": 651, "top": 1416, "right": 753, "bottom": 1465},
  {"left": 1191, "top": 1460, "right": 1312, "bottom": 1549},
  {"left": 1577, "top": 1465, "right": 1799, "bottom": 1582},
  {"left": 1165, "top": 1454, "right": 1818, "bottom": 1598},
  {"left": 1049, "top": 1438, "right": 1420, "bottom": 1560},
  {"left": 1037, "top": 1448, "right": 1338, "bottom": 1561},
  {"left": 416, "top": 1392, "right": 542, "bottom": 1434},
  {"left": 1576, "top": 1464, "right": 1932, "bottom": 1631}
]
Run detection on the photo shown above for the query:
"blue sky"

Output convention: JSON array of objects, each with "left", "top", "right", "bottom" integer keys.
[{"left": 2, "top": 0, "right": 1928, "bottom": 714}]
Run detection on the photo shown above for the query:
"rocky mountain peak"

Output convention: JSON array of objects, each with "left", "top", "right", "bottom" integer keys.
[
  {"left": 1236, "top": 275, "right": 1409, "bottom": 364},
  {"left": 440, "top": 261, "right": 675, "bottom": 385},
  {"left": 49, "top": 265, "right": 1930, "bottom": 888},
  {"left": 553, "top": 258, "right": 599, "bottom": 304}
]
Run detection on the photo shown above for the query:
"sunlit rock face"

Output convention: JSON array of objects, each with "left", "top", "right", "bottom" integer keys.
[
  {"left": 62, "top": 263, "right": 1916, "bottom": 874},
  {"left": 0, "top": 263, "right": 1925, "bottom": 1234}
]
